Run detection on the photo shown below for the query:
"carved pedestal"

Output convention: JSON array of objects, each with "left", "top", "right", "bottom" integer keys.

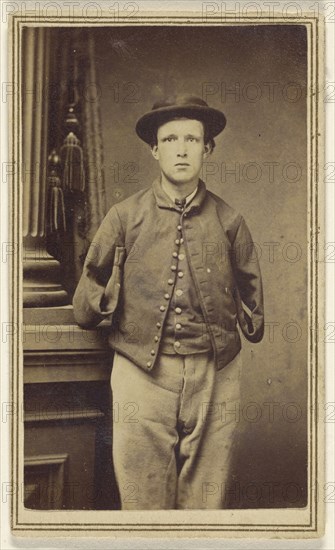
[{"left": 23, "top": 309, "right": 119, "bottom": 510}]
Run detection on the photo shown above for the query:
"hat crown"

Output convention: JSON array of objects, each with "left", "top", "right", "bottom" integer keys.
[
  {"left": 152, "top": 94, "right": 209, "bottom": 111},
  {"left": 135, "top": 92, "right": 226, "bottom": 144}
]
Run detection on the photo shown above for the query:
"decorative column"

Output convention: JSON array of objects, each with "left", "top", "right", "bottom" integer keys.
[
  {"left": 22, "top": 28, "right": 116, "bottom": 512},
  {"left": 22, "top": 27, "right": 68, "bottom": 307}
]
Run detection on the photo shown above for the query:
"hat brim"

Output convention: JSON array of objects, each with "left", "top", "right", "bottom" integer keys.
[{"left": 135, "top": 105, "right": 226, "bottom": 144}]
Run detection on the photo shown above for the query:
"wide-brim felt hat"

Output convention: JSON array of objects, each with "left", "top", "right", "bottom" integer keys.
[{"left": 135, "top": 94, "right": 227, "bottom": 144}]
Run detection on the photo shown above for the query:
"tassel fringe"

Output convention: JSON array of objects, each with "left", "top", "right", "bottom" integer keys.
[
  {"left": 48, "top": 176, "right": 67, "bottom": 232},
  {"left": 61, "top": 132, "right": 86, "bottom": 192}
]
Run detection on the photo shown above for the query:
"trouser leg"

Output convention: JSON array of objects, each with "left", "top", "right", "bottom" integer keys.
[
  {"left": 111, "top": 350, "right": 242, "bottom": 510},
  {"left": 176, "top": 352, "right": 242, "bottom": 509},
  {"left": 110, "top": 351, "right": 182, "bottom": 509}
]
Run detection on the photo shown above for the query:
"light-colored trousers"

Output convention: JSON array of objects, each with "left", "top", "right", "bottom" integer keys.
[{"left": 111, "top": 350, "right": 242, "bottom": 509}]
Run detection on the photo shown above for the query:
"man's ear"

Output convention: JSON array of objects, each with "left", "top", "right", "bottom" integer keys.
[
  {"left": 151, "top": 145, "right": 159, "bottom": 160},
  {"left": 203, "top": 142, "right": 212, "bottom": 158}
]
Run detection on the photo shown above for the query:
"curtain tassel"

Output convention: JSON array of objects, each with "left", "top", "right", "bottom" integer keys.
[
  {"left": 48, "top": 174, "right": 67, "bottom": 233},
  {"left": 47, "top": 150, "right": 67, "bottom": 233},
  {"left": 61, "top": 131, "right": 86, "bottom": 192}
]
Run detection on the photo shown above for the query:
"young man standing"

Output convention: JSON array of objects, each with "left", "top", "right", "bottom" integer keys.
[{"left": 73, "top": 94, "right": 264, "bottom": 510}]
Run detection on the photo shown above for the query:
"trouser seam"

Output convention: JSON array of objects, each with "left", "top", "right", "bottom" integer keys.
[
  {"left": 179, "top": 356, "right": 197, "bottom": 433},
  {"left": 163, "top": 434, "right": 179, "bottom": 509}
]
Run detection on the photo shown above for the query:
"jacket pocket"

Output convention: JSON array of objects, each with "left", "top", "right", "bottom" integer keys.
[{"left": 102, "top": 246, "right": 126, "bottom": 315}]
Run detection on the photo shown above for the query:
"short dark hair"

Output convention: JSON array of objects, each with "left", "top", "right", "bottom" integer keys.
[{"left": 149, "top": 118, "right": 216, "bottom": 151}]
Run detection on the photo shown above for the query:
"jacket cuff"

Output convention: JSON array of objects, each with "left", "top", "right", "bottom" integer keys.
[
  {"left": 238, "top": 308, "right": 264, "bottom": 343},
  {"left": 73, "top": 287, "right": 113, "bottom": 329}
]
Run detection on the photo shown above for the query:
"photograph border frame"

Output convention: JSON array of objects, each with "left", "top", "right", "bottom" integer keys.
[{"left": 9, "top": 8, "right": 325, "bottom": 539}]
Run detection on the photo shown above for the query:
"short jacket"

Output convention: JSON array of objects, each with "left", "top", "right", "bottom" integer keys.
[{"left": 73, "top": 178, "right": 264, "bottom": 371}]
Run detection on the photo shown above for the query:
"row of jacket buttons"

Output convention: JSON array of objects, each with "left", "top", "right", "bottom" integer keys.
[
  {"left": 173, "top": 224, "right": 185, "bottom": 351},
  {"left": 147, "top": 220, "right": 185, "bottom": 368}
]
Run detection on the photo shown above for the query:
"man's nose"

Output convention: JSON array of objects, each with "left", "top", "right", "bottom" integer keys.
[{"left": 177, "top": 139, "right": 187, "bottom": 156}]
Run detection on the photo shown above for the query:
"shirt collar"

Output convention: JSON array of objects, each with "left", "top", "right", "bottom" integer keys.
[
  {"left": 152, "top": 177, "right": 207, "bottom": 213},
  {"left": 184, "top": 185, "right": 198, "bottom": 206}
]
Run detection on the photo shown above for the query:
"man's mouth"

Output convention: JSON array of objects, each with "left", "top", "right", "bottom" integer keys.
[{"left": 175, "top": 163, "right": 190, "bottom": 166}]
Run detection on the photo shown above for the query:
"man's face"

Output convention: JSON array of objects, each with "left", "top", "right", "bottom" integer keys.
[{"left": 151, "top": 118, "right": 210, "bottom": 186}]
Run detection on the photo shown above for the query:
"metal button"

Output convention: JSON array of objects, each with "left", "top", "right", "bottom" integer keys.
[
  {"left": 178, "top": 271, "right": 184, "bottom": 278},
  {"left": 147, "top": 361, "right": 152, "bottom": 368},
  {"left": 180, "top": 238, "right": 184, "bottom": 244},
  {"left": 154, "top": 336, "right": 159, "bottom": 342},
  {"left": 164, "top": 293, "right": 170, "bottom": 299},
  {"left": 172, "top": 252, "right": 178, "bottom": 258},
  {"left": 177, "top": 225, "right": 182, "bottom": 231},
  {"left": 174, "top": 341, "right": 181, "bottom": 348},
  {"left": 160, "top": 305, "right": 166, "bottom": 312},
  {"left": 176, "top": 323, "right": 182, "bottom": 330},
  {"left": 175, "top": 307, "right": 182, "bottom": 314},
  {"left": 156, "top": 322, "right": 161, "bottom": 328},
  {"left": 178, "top": 253, "right": 185, "bottom": 261},
  {"left": 176, "top": 289, "right": 183, "bottom": 297},
  {"left": 151, "top": 349, "right": 155, "bottom": 356},
  {"left": 175, "top": 239, "right": 180, "bottom": 245},
  {"left": 168, "top": 278, "right": 174, "bottom": 285},
  {"left": 171, "top": 265, "right": 177, "bottom": 271}
]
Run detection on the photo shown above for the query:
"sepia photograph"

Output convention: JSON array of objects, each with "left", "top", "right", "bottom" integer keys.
[{"left": 7, "top": 3, "right": 326, "bottom": 539}]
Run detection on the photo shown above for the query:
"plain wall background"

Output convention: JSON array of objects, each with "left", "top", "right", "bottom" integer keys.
[{"left": 94, "top": 25, "right": 308, "bottom": 507}]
